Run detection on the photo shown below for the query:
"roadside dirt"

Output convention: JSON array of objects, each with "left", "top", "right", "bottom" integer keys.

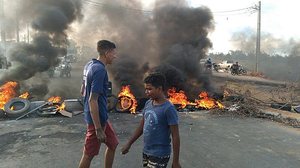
[{"left": 211, "top": 72, "right": 300, "bottom": 128}]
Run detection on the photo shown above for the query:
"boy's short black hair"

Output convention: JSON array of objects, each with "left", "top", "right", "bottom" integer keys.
[
  {"left": 144, "top": 73, "right": 166, "bottom": 91},
  {"left": 97, "top": 40, "right": 116, "bottom": 56}
]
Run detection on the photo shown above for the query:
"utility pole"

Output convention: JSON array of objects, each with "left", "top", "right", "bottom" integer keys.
[
  {"left": 16, "top": 10, "right": 19, "bottom": 42},
  {"left": 255, "top": 1, "right": 261, "bottom": 73},
  {"left": 15, "top": 0, "right": 21, "bottom": 42},
  {"left": 0, "top": 0, "right": 6, "bottom": 43},
  {"left": 27, "top": 23, "right": 30, "bottom": 43}
]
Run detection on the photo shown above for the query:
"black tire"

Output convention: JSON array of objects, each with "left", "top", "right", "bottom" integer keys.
[
  {"left": 115, "top": 96, "right": 133, "bottom": 113},
  {"left": 0, "top": 109, "right": 6, "bottom": 118},
  {"left": 4, "top": 98, "right": 31, "bottom": 118},
  {"left": 64, "top": 99, "right": 83, "bottom": 112},
  {"left": 36, "top": 103, "right": 60, "bottom": 117},
  {"left": 241, "top": 69, "right": 247, "bottom": 75},
  {"left": 36, "top": 109, "right": 56, "bottom": 117},
  {"left": 231, "top": 71, "right": 236, "bottom": 75}
]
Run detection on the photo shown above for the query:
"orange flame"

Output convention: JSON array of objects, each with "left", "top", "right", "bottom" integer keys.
[
  {"left": 48, "top": 96, "right": 62, "bottom": 103},
  {"left": 57, "top": 102, "right": 65, "bottom": 111},
  {"left": 47, "top": 96, "right": 65, "bottom": 111},
  {"left": 167, "top": 88, "right": 195, "bottom": 108},
  {"left": 0, "top": 81, "right": 18, "bottom": 109},
  {"left": 118, "top": 85, "right": 137, "bottom": 113},
  {"left": 168, "top": 88, "right": 224, "bottom": 110},
  {"left": 195, "top": 91, "right": 224, "bottom": 109},
  {"left": 19, "top": 92, "right": 30, "bottom": 99}
]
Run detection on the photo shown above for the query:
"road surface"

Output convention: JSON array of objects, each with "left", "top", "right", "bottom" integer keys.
[{"left": 0, "top": 112, "right": 299, "bottom": 168}]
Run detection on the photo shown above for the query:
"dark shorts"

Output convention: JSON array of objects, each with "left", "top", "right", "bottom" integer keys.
[
  {"left": 143, "top": 153, "right": 170, "bottom": 168},
  {"left": 83, "top": 121, "right": 119, "bottom": 157}
]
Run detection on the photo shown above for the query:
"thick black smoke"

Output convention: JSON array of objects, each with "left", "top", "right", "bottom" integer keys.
[
  {"left": 0, "top": 0, "right": 82, "bottom": 98},
  {"left": 153, "top": 4, "right": 214, "bottom": 98},
  {"left": 76, "top": 0, "right": 215, "bottom": 98},
  {"left": 1, "top": 34, "right": 62, "bottom": 81},
  {"left": 77, "top": 0, "right": 155, "bottom": 97}
]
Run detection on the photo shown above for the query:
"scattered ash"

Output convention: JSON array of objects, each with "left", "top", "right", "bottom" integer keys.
[{"left": 210, "top": 103, "right": 262, "bottom": 118}]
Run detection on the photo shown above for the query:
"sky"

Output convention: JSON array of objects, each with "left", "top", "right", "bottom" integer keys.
[
  {"left": 3, "top": 0, "right": 298, "bottom": 54},
  {"left": 143, "top": 0, "right": 300, "bottom": 53}
]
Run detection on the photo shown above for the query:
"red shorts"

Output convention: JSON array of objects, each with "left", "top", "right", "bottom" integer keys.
[{"left": 84, "top": 121, "right": 119, "bottom": 157}]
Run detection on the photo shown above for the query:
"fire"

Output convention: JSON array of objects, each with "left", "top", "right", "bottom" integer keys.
[
  {"left": 48, "top": 96, "right": 62, "bottom": 103},
  {"left": 167, "top": 88, "right": 224, "bottom": 110},
  {"left": 167, "top": 88, "right": 195, "bottom": 108},
  {"left": 0, "top": 81, "right": 67, "bottom": 113},
  {"left": 195, "top": 92, "right": 224, "bottom": 109},
  {"left": 118, "top": 85, "right": 137, "bottom": 113},
  {"left": 0, "top": 81, "right": 18, "bottom": 109},
  {"left": 19, "top": 92, "right": 30, "bottom": 99},
  {"left": 47, "top": 96, "right": 65, "bottom": 111},
  {"left": 57, "top": 102, "right": 65, "bottom": 111}
]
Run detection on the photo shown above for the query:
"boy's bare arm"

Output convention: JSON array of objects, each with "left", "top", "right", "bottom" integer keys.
[
  {"left": 89, "top": 92, "right": 105, "bottom": 142},
  {"left": 170, "top": 125, "right": 181, "bottom": 168},
  {"left": 80, "top": 83, "right": 84, "bottom": 96},
  {"left": 121, "top": 118, "right": 144, "bottom": 154}
]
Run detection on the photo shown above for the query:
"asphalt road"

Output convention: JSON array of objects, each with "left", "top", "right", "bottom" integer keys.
[
  {"left": 1, "top": 62, "right": 299, "bottom": 168},
  {"left": 0, "top": 112, "right": 300, "bottom": 168}
]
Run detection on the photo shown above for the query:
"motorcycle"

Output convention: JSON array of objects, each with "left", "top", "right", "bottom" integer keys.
[
  {"left": 59, "top": 62, "right": 72, "bottom": 77},
  {"left": 231, "top": 65, "right": 247, "bottom": 75}
]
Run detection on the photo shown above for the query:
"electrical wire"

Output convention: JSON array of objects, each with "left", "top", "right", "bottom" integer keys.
[
  {"left": 212, "top": 7, "right": 252, "bottom": 13},
  {"left": 83, "top": 0, "right": 258, "bottom": 16},
  {"left": 83, "top": 0, "right": 152, "bottom": 14}
]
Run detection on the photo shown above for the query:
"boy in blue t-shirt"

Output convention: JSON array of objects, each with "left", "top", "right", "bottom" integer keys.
[
  {"left": 121, "top": 73, "right": 181, "bottom": 168},
  {"left": 78, "top": 40, "right": 118, "bottom": 168}
]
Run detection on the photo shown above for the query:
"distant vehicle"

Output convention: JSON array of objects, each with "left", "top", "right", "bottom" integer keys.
[
  {"left": 64, "top": 54, "right": 77, "bottom": 63},
  {"left": 215, "top": 60, "right": 234, "bottom": 71},
  {"left": 230, "top": 65, "right": 247, "bottom": 75},
  {"left": 47, "top": 67, "right": 55, "bottom": 78},
  {"left": 199, "top": 58, "right": 207, "bottom": 67},
  {"left": 58, "top": 61, "right": 72, "bottom": 77},
  {"left": 47, "top": 64, "right": 72, "bottom": 78},
  {"left": 199, "top": 58, "right": 213, "bottom": 72},
  {"left": 0, "top": 56, "right": 8, "bottom": 69}
]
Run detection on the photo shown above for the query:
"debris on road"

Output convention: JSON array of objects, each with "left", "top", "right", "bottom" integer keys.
[{"left": 210, "top": 81, "right": 300, "bottom": 128}]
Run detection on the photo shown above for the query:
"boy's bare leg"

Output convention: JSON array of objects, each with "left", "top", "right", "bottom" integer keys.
[
  {"left": 79, "top": 152, "right": 93, "bottom": 168},
  {"left": 104, "top": 147, "right": 116, "bottom": 168}
]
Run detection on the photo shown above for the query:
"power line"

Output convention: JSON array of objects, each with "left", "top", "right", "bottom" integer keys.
[
  {"left": 214, "top": 11, "right": 255, "bottom": 16},
  {"left": 83, "top": 0, "right": 257, "bottom": 16},
  {"left": 83, "top": 0, "right": 152, "bottom": 14},
  {"left": 212, "top": 7, "right": 252, "bottom": 13}
]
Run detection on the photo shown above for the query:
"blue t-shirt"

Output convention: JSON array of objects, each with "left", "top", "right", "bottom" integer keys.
[
  {"left": 143, "top": 100, "right": 179, "bottom": 157},
  {"left": 83, "top": 59, "right": 109, "bottom": 126}
]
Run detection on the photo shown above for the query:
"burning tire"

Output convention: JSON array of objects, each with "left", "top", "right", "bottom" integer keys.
[
  {"left": 115, "top": 96, "right": 133, "bottom": 113},
  {"left": 4, "top": 98, "right": 31, "bottom": 118},
  {"left": 36, "top": 103, "right": 60, "bottom": 117},
  {"left": 64, "top": 99, "right": 83, "bottom": 112}
]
